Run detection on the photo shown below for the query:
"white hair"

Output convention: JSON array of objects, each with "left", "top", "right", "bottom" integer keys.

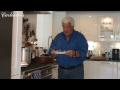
[{"left": 62, "top": 16, "right": 75, "bottom": 27}]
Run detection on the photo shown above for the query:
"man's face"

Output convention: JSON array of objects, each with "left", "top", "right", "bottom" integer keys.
[{"left": 62, "top": 22, "right": 74, "bottom": 37}]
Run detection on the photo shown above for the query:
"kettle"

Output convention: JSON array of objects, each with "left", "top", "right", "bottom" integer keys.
[
  {"left": 86, "top": 50, "right": 93, "bottom": 58},
  {"left": 21, "top": 47, "right": 31, "bottom": 67}
]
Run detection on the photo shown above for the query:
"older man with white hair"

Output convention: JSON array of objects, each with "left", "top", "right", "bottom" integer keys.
[{"left": 48, "top": 16, "right": 88, "bottom": 79}]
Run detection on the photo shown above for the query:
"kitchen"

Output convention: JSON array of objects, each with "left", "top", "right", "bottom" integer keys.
[{"left": 1, "top": 11, "right": 120, "bottom": 79}]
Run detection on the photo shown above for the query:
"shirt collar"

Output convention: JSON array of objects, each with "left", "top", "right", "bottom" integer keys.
[{"left": 62, "top": 29, "right": 75, "bottom": 38}]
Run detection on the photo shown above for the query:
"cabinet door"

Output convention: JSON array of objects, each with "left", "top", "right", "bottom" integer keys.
[
  {"left": 98, "top": 15, "right": 117, "bottom": 41},
  {"left": 52, "top": 65, "right": 58, "bottom": 79},
  {"left": 84, "top": 61, "right": 94, "bottom": 79},
  {"left": 52, "top": 12, "right": 67, "bottom": 38},
  {"left": 36, "top": 13, "right": 53, "bottom": 48},
  {"left": 116, "top": 15, "right": 120, "bottom": 41},
  {"left": 79, "top": 15, "right": 98, "bottom": 41},
  {"left": 118, "top": 62, "right": 120, "bottom": 79},
  {"left": 68, "top": 14, "right": 81, "bottom": 32},
  {"left": 94, "top": 61, "right": 117, "bottom": 79}
]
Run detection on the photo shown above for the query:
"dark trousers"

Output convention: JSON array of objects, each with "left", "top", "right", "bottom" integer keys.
[{"left": 58, "top": 63, "right": 84, "bottom": 79}]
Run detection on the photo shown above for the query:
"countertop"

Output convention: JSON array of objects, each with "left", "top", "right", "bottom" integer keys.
[
  {"left": 21, "top": 58, "right": 120, "bottom": 73},
  {"left": 86, "top": 59, "right": 120, "bottom": 62},
  {"left": 21, "top": 61, "right": 57, "bottom": 72}
]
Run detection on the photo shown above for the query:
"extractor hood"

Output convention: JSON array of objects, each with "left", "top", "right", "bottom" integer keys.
[{"left": 23, "top": 11, "right": 51, "bottom": 14}]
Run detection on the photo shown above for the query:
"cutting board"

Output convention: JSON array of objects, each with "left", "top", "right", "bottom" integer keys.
[{"left": 91, "top": 56, "right": 105, "bottom": 60}]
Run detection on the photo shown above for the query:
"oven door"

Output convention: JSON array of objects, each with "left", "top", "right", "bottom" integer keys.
[{"left": 21, "top": 65, "right": 57, "bottom": 79}]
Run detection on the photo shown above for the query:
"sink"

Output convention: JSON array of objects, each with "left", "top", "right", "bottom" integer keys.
[{"left": 32, "top": 56, "right": 55, "bottom": 64}]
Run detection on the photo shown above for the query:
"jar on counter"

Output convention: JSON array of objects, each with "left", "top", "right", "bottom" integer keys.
[
  {"left": 31, "top": 50, "right": 35, "bottom": 59},
  {"left": 35, "top": 47, "right": 39, "bottom": 57},
  {"left": 39, "top": 47, "right": 43, "bottom": 57}
]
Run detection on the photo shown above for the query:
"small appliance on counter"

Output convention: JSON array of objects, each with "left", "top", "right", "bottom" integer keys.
[
  {"left": 86, "top": 50, "right": 93, "bottom": 59},
  {"left": 112, "top": 49, "right": 119, "bottom": 60}
]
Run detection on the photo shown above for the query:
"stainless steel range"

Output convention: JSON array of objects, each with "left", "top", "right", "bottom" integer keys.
[{"left": 21, "top": 64, "right": 57, "bottom": 79}]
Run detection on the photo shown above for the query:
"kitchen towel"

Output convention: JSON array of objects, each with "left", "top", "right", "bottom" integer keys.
[{"left": 30, "top": 70, "right": 42, "bottom": 79}]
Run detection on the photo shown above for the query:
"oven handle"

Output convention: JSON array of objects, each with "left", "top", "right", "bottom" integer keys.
[{"left": 22, "top": 65, "right": 57, "bottom": 79}]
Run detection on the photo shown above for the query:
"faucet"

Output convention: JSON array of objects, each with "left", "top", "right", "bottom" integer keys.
[{"left": 48, "top": 36, "right": 53, "bottom": 51}]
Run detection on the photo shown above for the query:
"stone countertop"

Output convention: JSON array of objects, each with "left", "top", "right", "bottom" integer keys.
[
  {"left": 86, "top": 59, "right": 120, "bottom": 62},
  {"left": 21, "top": 61, "right": 57, "bottom": 72}
]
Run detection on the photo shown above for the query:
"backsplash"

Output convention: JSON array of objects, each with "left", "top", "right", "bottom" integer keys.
[{"left": 88, "top": 41, "right": 120, "bottom": 56}]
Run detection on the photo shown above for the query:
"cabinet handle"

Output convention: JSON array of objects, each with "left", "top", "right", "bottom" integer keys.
[
  {"left": 114, "top": 31, "right": 115, "bottom": 40},
  {"left": 100, "top": 62, "right": 111, "bottom": 64},
  {"left": 118, "top": 31, "right": 119, "bottom": 39},
  {"left": 27, "top": 72, "right": 33, "bottom": 77}
]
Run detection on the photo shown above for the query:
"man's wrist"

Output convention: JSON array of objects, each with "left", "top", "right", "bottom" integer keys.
[{"left": 73, "top": 50, "right": 76, "bottom": 57}]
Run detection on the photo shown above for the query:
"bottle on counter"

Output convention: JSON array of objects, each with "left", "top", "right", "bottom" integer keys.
[
  {"left": 39, "top": 47, "right": 43, "bottom": 57},
  {"left": 105, "top": 51, "right": 109, "bottom": 60},
  {"left": 35, "top": 47, "right": 39, "bottom": 57},
  {"left": 31, "top": 50, "right": 35, "bottom": 59}
]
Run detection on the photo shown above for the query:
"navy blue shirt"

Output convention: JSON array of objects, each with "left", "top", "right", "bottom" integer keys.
[{"left": 48, "top": 30, "right": 88, "bottom": 67}]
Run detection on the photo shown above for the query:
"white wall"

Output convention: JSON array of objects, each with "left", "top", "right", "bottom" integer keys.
[
  {"left": 24, "top": 14, "right": 37, "bottom": 30},
  {"left": 22, "top": 14, "right": 37, "bottom": 47}
]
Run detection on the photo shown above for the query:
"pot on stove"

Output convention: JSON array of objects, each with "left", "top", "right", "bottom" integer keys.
[{"left": 21, "top": 47, "right": 31, "bottom": 67}]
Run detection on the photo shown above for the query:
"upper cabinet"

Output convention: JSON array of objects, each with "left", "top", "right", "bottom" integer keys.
[
  {"left": 68, "top": 14, "right": 81, "bottom": 32},
  {"left": 116, "top": 14, "right": 120, "bottom": 42},
  {"left": 68, "top": 13, "right": 98, "bottom": 41},
  {"left": 36, "top": 13, "right": 53, "bottom": 48},
  {"left": 52, "top": 11, "right": 67, "bottom": 38},
  {"left": 98, "top": 15, "right": 117, "bottom": 41},
  {"left": 67, "top": 12, "right": 120, "bottom": 42},
  {"left": 79, "top": 15, "right": 98, "bottom": 41}
]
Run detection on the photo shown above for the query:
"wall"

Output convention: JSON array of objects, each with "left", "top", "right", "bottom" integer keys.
[
  {"left": 22, "top": 14, "right": 37, "bottom": 47},
  {"left": 88, "top": 41, "right": 120, "bottom": 57}
]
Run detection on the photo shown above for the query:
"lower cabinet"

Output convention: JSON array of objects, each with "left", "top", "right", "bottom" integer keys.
[
  {"left": 84, "top": 61, "right": 118, "bottom": 79},
  {"left": 118, "top": 62, "right": 120, "bottom": 79},
  {"left": 84, "top": 61, "right": 94, "bottom": 79},
  {"left": 93, "top": 61, "right": 117, "bottom": 79},
  {"left": 52, "top": 64, "right": 58, "bottom": 79}
]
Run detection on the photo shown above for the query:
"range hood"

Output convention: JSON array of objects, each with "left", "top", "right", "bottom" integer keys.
[{"left": 23, "top": 11, "right": 51, "bottom": 14}]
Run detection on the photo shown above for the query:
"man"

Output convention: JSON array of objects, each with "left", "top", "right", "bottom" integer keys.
[{"left": 48, "top": 16, "right": 88, "bottom": 79}]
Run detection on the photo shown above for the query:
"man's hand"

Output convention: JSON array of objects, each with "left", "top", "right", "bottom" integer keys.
[
  {"left": 66, "top": 50, "right": 75, "bottom": 57},
  {"left": 51, "top": 50, "right": 57, "bottom": 58}
]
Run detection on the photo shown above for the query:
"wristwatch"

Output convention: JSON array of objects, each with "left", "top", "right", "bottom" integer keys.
[{"left": 73, "top": 50, "right": 76, "bottom": 57}]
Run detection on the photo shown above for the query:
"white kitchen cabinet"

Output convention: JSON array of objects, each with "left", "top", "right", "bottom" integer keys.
[
  {"left": 79, "top": 15, "right": 98, "bottom": 41},
  {"left": 68, "top": 14, "right": 98, "bottom": 41},
  {"left": 52, "top": 11, "right": 67, "bottom": 38},
  {"left": 68, "top": 14, "right": 81, "bottom": 32},
  {"left": 84, "top": 60, "right": 94, "bottom": 79},
  {"left": 36, "top": 12, "right": 53, "bottom": 49},
  {"left": 116, "top": 14, "right": 120, "bottom": 42},
  {"left": 97, "top": 15, "right": 117, "bottom": 41},
  {"left": 93, "top": 61, "right": 117, "bottom": 79},
  {"left": 52, "top": 64, "right": 58, "bottom": 79},
  {"left": 117, "top": 62, "right": 120, "bottom": 79}
]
